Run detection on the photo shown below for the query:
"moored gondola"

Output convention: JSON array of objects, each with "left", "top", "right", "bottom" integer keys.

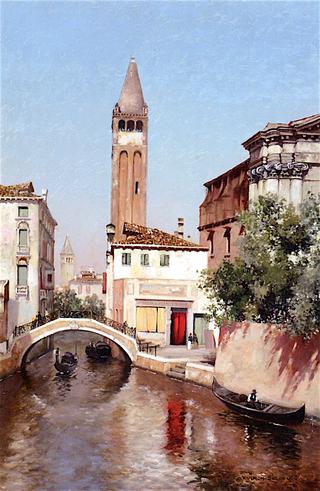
[
  {"left": 85, "top": 341, "right": 111, "bottom": 361},
  {"left": 54, "top": 347, "right": 78, "bottom": 375},
  {"left": 212, "top": 377, "right": 305, "bottom": 425}
]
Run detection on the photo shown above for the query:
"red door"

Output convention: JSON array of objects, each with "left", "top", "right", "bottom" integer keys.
[{"left": 171, "top": 311, "right": 186, "bottom": 345}]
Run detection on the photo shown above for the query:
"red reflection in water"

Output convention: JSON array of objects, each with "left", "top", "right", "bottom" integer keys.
[{"left": 165, "top": 400, "right": 186, "bottom": 456}]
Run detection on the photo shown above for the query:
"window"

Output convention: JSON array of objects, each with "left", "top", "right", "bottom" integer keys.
[
  {"left": 135, "top": 181, "right": 139, "bottom": 194},
  {"left": 140, "top": 253, "right": 149, "bottom": 266},
  {"left": 47, "top": 273, "right": 53, "bottom": 283},
  {"left": 19, "top": 229, "right": 28, "bottom": 246},
  {"left": 17, "top": 263, "right": 28, "bottom": 285},
  {"left": 224, "top": 227, "right": 231, "bottom": 255},
  {"left": 122, "top": 252, "right": 131, "bottom": 266},
  {"left": 136, "top": 120, "right": 143, "bottom": 131},
  {"left": 207, "top": 231, "right": 214, "bottom": 256},
  {"left": 136, "top": 307, "right": 166, "bottom": 332},
  {"left": 127, "top": 120, "right": 134, "bottom": 131},
  {"left": 18, "top": 206, "right": 28, "bottom": 218},
  {"left": 160, "top": 254, "right": 170, "bottom": 267},
  {"left": 118, "top": 120, "right": 125, "bottom": 131}
]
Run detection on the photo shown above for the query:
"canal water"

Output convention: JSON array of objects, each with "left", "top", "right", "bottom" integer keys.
[{"left": 0, "top": 332, "right": 319, "bottom": 491}]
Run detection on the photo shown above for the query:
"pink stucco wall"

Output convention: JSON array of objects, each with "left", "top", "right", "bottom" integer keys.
[{"left": 215, "top": 321, "right": 320, "bottom": 417}]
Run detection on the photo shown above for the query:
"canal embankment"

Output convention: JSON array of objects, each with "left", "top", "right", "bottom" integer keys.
[{"left": 134, "top": 324, "right": 320, "bottom": 418}]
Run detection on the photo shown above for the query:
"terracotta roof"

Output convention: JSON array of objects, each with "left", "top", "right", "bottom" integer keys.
[
  {"left": 0, "top": 182, "right": 35, "bottom": 197},
  {"left": 117, "top": 57, "right": 146, "bottom": 114},
  {"left": 114, "top": 222, "right": 208, "bottom": 250}
]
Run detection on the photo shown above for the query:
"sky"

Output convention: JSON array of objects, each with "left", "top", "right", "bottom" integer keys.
[{"left": 1, "top": 0, "right": 319, "bottom": 279}]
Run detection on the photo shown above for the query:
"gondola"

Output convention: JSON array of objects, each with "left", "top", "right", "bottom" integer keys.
[
  {"left": 212, "top": 377, "right": 305, "bottom": 425},
  {"left": 54, "top": 347, "right": 78, "bottom": 375},
  {"left": 85, "top": 341, "right": 111, "bottom": 361}
]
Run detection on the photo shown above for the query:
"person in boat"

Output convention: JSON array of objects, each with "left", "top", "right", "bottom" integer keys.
[{"left": 247, "top": 389, "right": 258, "bottom": 403}]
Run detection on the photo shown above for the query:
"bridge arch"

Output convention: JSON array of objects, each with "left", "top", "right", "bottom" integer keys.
[{"left": 12, "top": 318, "right": 139, "bottom": 370}]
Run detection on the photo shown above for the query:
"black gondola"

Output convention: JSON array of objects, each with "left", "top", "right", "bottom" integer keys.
[
  {"left": 212, "top": 377, "right": 305, "bottom": 425},
  {"left": 85, "top": 341, "right": 111, "bottom": 361},
  {"left": 54, "top": 347, "right": 78, "bottom": 375}
]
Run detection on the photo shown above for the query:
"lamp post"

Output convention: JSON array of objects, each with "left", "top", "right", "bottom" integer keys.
[
  {"left": 105, "top": 224, "right": 115, "bottom": 318},
  {"left": 106, "top": 223, "right": 116, "bottom": 254}
]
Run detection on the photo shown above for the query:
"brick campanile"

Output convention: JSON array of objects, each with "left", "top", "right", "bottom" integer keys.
[{"left": 111, "top": 57, "right": 148, "bottom": 241}]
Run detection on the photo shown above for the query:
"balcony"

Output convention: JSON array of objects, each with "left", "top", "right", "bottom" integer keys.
[
  {"left": 17, "top": 245, "right": 30, "bottom": 256},
  {"left": 16, "top": 285, "right": 29, "bottom": 299}
]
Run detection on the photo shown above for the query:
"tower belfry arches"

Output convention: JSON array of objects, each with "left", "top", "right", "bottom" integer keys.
[{"left": 111, "top": 57, "right": 148, "bottom": 241}]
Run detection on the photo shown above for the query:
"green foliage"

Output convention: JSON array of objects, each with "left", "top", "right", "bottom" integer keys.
[
  {"left": 53, "top": 290, "right": 105, "bottom": 320},
  {"left": 83, "top": 294, "right": 105, "bottom": 320},
  {"left": 199, "top": 193, "right": 320, "bottom": 338},
  {"left": 53, "top": 289, "right": 83, "bottom": 318}
]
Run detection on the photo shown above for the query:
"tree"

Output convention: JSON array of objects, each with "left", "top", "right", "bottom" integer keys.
[
  {"left": 53, "top": 289, "right": 83, "bottom": 318},
  {"left": 52, "top": 290, "right": 106, "bottom": 321},
  {"left": 82, "top": 294, "right": 105, "bottom": 320},
  {"left": 199, "top": 193, "right": 320, "bottom": 338}
]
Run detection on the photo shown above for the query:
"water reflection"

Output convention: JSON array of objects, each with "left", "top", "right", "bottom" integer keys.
[
  {"left": 165, "top": 400, "right": 187, "bottom": 457},
  {"left": 0, "top": 332, "right": 319, "bottom": 491}
]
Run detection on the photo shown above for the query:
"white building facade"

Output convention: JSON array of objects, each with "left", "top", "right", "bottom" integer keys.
[
  {"left": 0, "top": 183, "right": 57, "bottom": 347},
  {"left": 69, "top": 270, "right": 105, "bottom": 303},
  {"left": 106, "top": 223, "right": 209, "bottom": 346}
]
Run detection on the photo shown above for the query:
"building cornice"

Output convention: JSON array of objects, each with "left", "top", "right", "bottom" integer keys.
[
  {"left": 247, "top": 162, "right": 309, "bottom": 183},
  {"left": 198, "top": 216, "right": 237, "bottom": 231}
]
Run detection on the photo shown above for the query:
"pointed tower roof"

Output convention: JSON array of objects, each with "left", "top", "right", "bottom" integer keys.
[
  {"left": 117, "top": 57, "right": 146, "bottom": 114},
  {"left": 60, "top": 235, "right": 74, "bottom": 256}
]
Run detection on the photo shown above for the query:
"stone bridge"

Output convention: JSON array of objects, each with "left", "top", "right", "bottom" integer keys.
[{"left": 0, "top": 318, "right": 139, "bottom": 378}]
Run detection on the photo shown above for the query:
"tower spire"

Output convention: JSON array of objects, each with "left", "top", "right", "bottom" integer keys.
[
  {"left": 110, "top": 58, "right": 148, "bottom": 241},
  {"left": 117, "top": 57, "right": 146, "bottom": 114},
  {"left": 60, "top": 235, "right": 75, "bottom": 287}
]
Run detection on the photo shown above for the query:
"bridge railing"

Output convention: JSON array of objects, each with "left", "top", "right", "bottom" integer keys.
[{"left": 14, "top": 311, "right": 137, "bottom": 340}]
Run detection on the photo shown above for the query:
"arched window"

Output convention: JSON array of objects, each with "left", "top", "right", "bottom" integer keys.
[
  {"left": 136, "top": 120, "right": 143, "bottom": 132},
  {"left": 17, "top": 259, "right": 28, "bottom": 286},
  {"left": 118, "top": 120, "right": 125, "bottom": 131},
  {"left": 224, "top": 227, "right": 231, "bottom": 256},
  {"left": 17, "top": 221, "right": 29, "bottom": 251},
  {"left": 127, "top": 120, "right": 134, "bottom": 132}
]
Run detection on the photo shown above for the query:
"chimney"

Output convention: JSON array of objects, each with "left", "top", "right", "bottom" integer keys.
[
  {"left": 177, "top": 217, "right": 184, "bottom": 239},
  {"left": 42, "top": 188, "right": 48, "bottom": 202}
]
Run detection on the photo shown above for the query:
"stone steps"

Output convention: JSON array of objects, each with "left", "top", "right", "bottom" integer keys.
[{"left": 167, "top": 363, "right": 186, "bottom": 380}]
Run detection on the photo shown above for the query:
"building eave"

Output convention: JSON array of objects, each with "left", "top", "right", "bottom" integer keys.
[{"left": 111, "top": 243, "right": 208, "bottom": 252}]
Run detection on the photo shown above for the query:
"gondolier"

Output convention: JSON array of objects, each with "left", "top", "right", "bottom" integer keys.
[{"left": 212, "top": 377, "right": 305, "bottom": 425}]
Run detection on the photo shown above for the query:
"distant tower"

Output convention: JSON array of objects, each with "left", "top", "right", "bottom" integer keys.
[
  {"left": 111, "top": 57, "right": 148, "bottom": 241},
  {"left": 60, "top": 236, "right": 75, "bottom": 287}
]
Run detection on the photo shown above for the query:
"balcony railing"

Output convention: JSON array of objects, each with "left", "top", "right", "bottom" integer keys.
[
  {"left": 17, "top": 245, "right": 30, "bottom": 255},
  {"left": 13, "top": 310, "right": 137, "bottom": 340}
]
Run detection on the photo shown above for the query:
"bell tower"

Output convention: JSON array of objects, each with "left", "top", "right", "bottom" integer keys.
[{"left": 111, "top": 57, "right": 148, "bottom": 241}]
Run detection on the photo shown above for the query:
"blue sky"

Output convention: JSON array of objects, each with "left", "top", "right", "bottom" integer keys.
[{"left": 1, "top": 1, "right": 319, "bottom": 277}]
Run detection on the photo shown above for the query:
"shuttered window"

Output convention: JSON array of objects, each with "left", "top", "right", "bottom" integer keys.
[
  {"left": 17, "top": 265, "right": 28, "bottom": 285},
  {"left": 19, "top": 229, "right": 28, "bottom": 246},
  {"left": 136, "top": 307, "right": 166, "bottom": 332}
]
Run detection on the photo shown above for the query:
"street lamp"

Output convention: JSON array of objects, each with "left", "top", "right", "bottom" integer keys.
[
  {"left": 106, "top": 223, "right": 115, "bottom": 245},
  {"left": 106, "top": 223, "right": 116, "bottom": 259}
]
